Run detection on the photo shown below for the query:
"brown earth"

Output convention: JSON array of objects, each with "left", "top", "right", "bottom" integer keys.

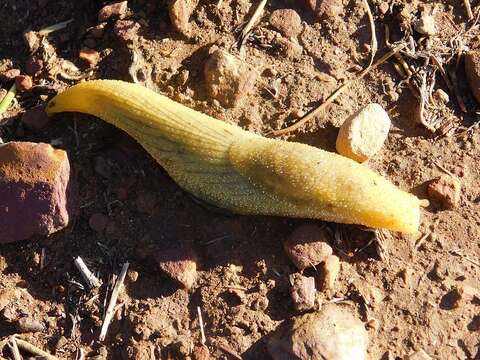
[{"left": 0, "top": 0, "right": 480, "bottom": 359}]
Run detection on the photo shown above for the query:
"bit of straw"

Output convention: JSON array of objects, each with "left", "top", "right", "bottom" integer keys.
[
  {"left": 197, "top": 306, "right": 207, "bottom": 345},
  {"left": 74, "top": 256, "right": 102, "bottom": 289},
  {"left": 0, "top": 83, "right": 17, "bottom": 118},
  {"left": 38, "top": 19, "right": 73, "bottom": 36},
  {"left": 15, "top": 338, "right": 59, "bottom": 360},
  {"left": 99, "top": 262, "right": 129, "bottom": 341},
  {"left": 464, "top": 0, "right": 474, "bottom": 20},
  {"left": 362, "top": 0, "right": 377, "bottom": 68},
  {"left": 239, "top": 0, "right": 267, "bottom": 50},
  {"left": 7, "top": 337, "right": 21, "bottom": 360}
]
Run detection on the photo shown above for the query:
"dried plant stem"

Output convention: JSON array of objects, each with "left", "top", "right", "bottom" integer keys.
[
  {"left": 15, "top": 338, "right": 59, "bottom": 360},
  {"left": 74, "top": 256, "right": 102, "bottom": 289},
  {"left": 239, "top": 0, "right": 267, "bottom": 49},
  {"left": 197, "top": 306, "right": 206, "bottom": 345},
  {"left": 38, "top": 19, "right": 73, "bottom": 36},
  {"left": 362, "top": 0, "right": 377, "bottom": 67},
  {"left": 0, "top": 83, "right": 17, "bottom": 117},
  {"left": 273, "top": 44, "right": 406, "bottom": 136},
  {"left": 7, "top": 337, "right": 21, "bottom": 360},
  {"left": 464, "top": 0, "right": 474, "bottom": 20},
  {"left": 99, "top": 262, "right": 129, "bottom": 341}
]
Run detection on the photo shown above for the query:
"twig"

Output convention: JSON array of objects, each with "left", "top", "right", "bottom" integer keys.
[
  {"left": 216, "top": 0, "right": 224, "bottom": 8},
  {"left": 74, "top": 257, "right": 102, "bottom": 289},
  {"left": 38, "top": 19, "right": 73, "bottom": 36},
  {"left": 0, "top": 83, "right": 17, "bottom": 117},
  {"left": 272, "top": 44, "right": 406, "bottom": 136},
  {"left": 450, "top": 249, "right": 480, "bottom": 267},
  {"left": 15, "top": 338, "right": 59, "bottom": 360},
  {"left": 238, "top": 0, "right": 267, "bottom": 50},
  {"left": 464, "top": 0, "right": 474, "bottom": 21},
  {"left": 197, "top": 306, "right": 206, "bottom": 345},
  {"left": 99, "top": 262, "right": 129, "bottom": 341},
  {"left": 7, "top": 337, "right": 21, "bottom": 360},
  {"left": 362, "top": 0, "right": 377, "bottom": 68},
  {"left": 414, "top": 232, "right": 431, "bottom": 250}
]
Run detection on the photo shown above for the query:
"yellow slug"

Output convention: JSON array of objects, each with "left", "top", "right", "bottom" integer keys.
[{"left": 46, "top": 80, "right": 422, "bottom": 233}]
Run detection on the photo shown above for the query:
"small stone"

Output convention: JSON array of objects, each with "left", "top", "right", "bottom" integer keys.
[
  {"left": 0, "top": 142, "right": 76, "bottom": 243},
  {"left": 16, "top": 317, "right": 45, "bottom": 333},
  {"left": 275, "top": 38, "right": 303, "bottom": 60},
  {"left": 98, "top": 1, "right": 128, "bottom": 22},
  {"left": 79, "top": 48, "right": 100, "bottom": 67},
  {"left": 336, "top": 103, "right": 391, "bottom": 162},
  {"left": 23, "top": 31, "right": 40, "bottom": 53},
  {"left": 15, "top": 75, "right": 33, "bottom": 91},
  {"left": 89, "top": 213, "right": 109, "bottom": 232},
  {"left": 192, "top": 345, "right": 210, "bottom": 360},
  {"left": 322, "top": 254, "right": 340, "bottom": 290},
  {"left": 405, "top": 349, "right": 433, "bottom": 360},
  {"left": 204, "top": 49, "right": 257, "bottom": 108},
  {"left": 290, "top": 273, "right": 316, "bottom": 312},
  {"left": 127, "top": 270, "right": 139, "bottom": 283},
  {"left": 414, "top": 12, "right": 436, "bottom": 36},
  {"left": 283, "top": 224, "right": 333, "bottom": 270},
  {"left": 21, "top": 106, "right": 50, "bottom": 131},
  {"left": 268, "top": 304, "right": 368, "bottom": 360},
  {"left": 0, "top": 288, "right": 20, "bottom": 312},
  {"left": 25, "top": 58, "right": 43, "bottom": 76},
  {"left": 169, "top": 0, "right": 199, "bottom": 36},
  {"left": 307, "top": 0, "right": 344, "bottom": 19},
  {"left": 379, "top": 2, "right": 389, "bottom": 15},
  {"left": 427, "top": 175, "right": 461, "bottom": 209},
  {"left": 465, "top": 51, "right": 480, "bottom": 103},
  {"left": 448, "top": 285, "right": 478, "bottom": 308},
  {"left": 269, "top": 9, "right": 302, "bottom": 38},
  {"left": 2, "top": 68, "right": 21, "bottom": 81},
  {"left": 114, "top": 19, "right": 140, "bottom": 43},
  {"left": 433, "top": 89, "right": 449, "bottom": 104},
  {"left": 156, "top": 245, "right": 197, "bottom": 289}
]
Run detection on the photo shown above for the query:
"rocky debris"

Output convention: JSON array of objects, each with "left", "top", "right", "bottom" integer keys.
[
  {"left": 0, "top": 288, "right": 21, "bottom": 311},
  {"left": 268, "top": 304, "right": 368, "bottom": 360},
  {"left": 114, "top": 19, "right": 140, "bottom": 43},
  {"left": 21, "top": 106, "right": 50, "bottom": 131},
  {"left": 0, "top": 142, "right": 76, "bottom": 243},
  {"left": 79, "top": 48, "right": 100, "bottom": 67},
  {"left": 307, "top": 0, "right": 344, "bottom": 19},
  {"left": 156, "top": 246, "right": 197, "bottom": 289},
  {"left": 427, "top": 175, "right": 461, "bottom": 209},
  {"left": 23, "top": 30, "right": 40, "bottom": 53},
  {"left": 290, "top": 273, "right": 316, "bottom": 311},
  {"left": 433, "top": 89, "right": 449, "bottom": 105},
  {"left": 169, "top": 0, "right": 199, "bottom": 36},
  {"left": 89, "top": 213, "right": 109, "bottom": 233},
  {"left": 15, "top": 75, "right": 32, "bottom": 91},
  {"left": 16, "top": 317, "right": 45, "bottom": 333},
  {"left": 98, "top": 1, "right": 128, "bottom": 22},
  {"left": 25, "top": 57, "right": 43, "bottom": 76},
  {"left": 204, "top": 49, "right": 257, "bottom": 108},
  {"left": 448, "top": 284, "right": 478, "bottom": 308},
  {"left": 405, "top": 349, "right": 433, "bottom": 360},
  {"left": 322, "top": 255, "right": 340, "bottom": 290},
  {"left": 465, "top": 51, "right": 480, "bottom": 103},
  {"left": 275, "top": 38, "right": 303, "bottom": 60},
  {"left": 283, "top": 224, "right": 333, "bottom": 270},
  {"left": 2, "top": 68, "right": 21, "bottom": 81},
  {"left": 192, "top": 345, "right": 210, "bottom": 360},
  {"left": 269, "top": 9, "right": 302, "bottom": 38},
  {"left": 336, "top": 103, "right": 391, "bottom": 162},
  {"left": 414, "top": 12, "right": 436, "bottom": 36}
]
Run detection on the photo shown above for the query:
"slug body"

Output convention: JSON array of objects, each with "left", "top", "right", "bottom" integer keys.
[{"left": 47, "top": 80, "right": 421, "bottom": 233}]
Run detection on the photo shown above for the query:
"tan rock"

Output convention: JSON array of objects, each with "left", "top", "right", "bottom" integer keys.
[
  {"left": 414, "top": 12, "right": 436, "bottom": 36},
  {"left": 322, "top": 255, "right": 340, "bottom": 290},
  {"left": 427, "top": 175, "right": 461, "bottom": 209},
  {"left": 307, "top": 0, "right": 344, "bottom": 19},
  {"left": 98, "top": 1, "right": 128, "bottom": 22},
  {"left": 405, "top": 349, "right": 432, "bottom": 360},
  {"left": 269, "top": 9, "right": 302, "bottom": 38},
  {"left": 79, "top": 48, "right": 100, "bottom": 67},
  {"left": 290, "top": 273, "right": 316, "bottom": 311},
  {"left": 336, "top": 103, "right": 391, "bottom": 162},
  {"left": 169, "top": 0, "right": 198, "bottom": 36},
  {"left": 156, "top": 245, "right": 197, "bottom": 289}
]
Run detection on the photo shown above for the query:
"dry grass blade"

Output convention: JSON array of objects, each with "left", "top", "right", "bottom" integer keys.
[
  {"left": 7, "top": 337, "right": 21, "bottom": 360},
  {"left": 15, "top": 338, "right": 59, "bottom": 360},
  {"left": 197, "top": 306, "right": 207, "bottom": 345},
  {"left": 272, "top": 44, "right": 406, "bottom": 136},
  {"left": 464, "top": 0, "right": 474, "bottom": 20},
  {"left": 238, "top": 0, "right": 267, "bottom": 50},
  {"left": 74, "top": 256, "right": 102, "bottom": 289},
  {"left": 362, "top": 0, "right": 377, "bottom": 68},
  {"left": 38, "top": 19, "right": 73, "bottom": 35},
  {"left": 0, "top": 83, "right": 17, "bottom": 118}
]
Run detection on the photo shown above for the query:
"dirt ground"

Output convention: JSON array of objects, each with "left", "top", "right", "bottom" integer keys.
[{"left": 1, "top": 0, "right": 480, "bottom": 359}]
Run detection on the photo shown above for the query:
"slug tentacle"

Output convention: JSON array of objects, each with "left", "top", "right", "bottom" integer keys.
[{"left": 47, "top": 80, "right": 422, "bottom": 233}]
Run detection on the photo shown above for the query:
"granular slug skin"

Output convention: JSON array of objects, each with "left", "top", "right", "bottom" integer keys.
[{"left": 46, "top": 80, "right": 422, "bottom": 233}]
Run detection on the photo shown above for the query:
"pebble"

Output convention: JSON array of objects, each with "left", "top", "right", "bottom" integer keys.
[
  {"left": 15, "top": 75, "right": 33, "bottom": 91},
  {"left": 405, "top": 349, "right": 433, "bottom": 360},
  {"left": 269, "top": 9, "right": 302, "bottom": 38},
  {"left": 25, "top": 58, "right": 43, "bottom": 76},
  {"left": 275, "top": 38, "right": 303, "bottom": 60},
  {"left": 322, "top": 254, "right": 340, "bottom": 290},
  {"left": 465, "top": 51, "right": 480, "bottom": 103},
  {"left": 0, "top": 142, "right": 76, "bottom": 243},
  {"left": 89, "top": 213, "right": 109, "bottom": 233},
  {"left": 414, "top": 12, "right": 436, "bottom": 36},
  {"left": 283, "top": 224, "right": 333, "bottom": 270},
  {"left": 379, "top": 2, "right": 389, "bottom": 15},
  {"left": 2, "top": 68, "right": 21, "bottom": 81},
  {"left": 433, "top": 89, "right": 449, "bottom": 104},
  {"left": 268, "top": 304, "right": 368, "bottom": 360},
  {"left": 23, "top": 30, "right": 40, "bottom": 53},
  {"left": 290, "top": 273, "right": 316, "bottom": 311},
  {"left": 21, "top": 106, "right": 50, "bottom": 131},
  {"left": 79, "top": 48, "right": 100, "bottom": 67},
  {"left": 449, "top": 284, "right": 478, "bottom": 308},
  {"left": 427, "top": 175, "right": 461, "bottom": 209},
  {"left": 16, "top": 317, "right": 45, "bottom": 333},
  {"left": 307, "top": 0, "right": 344, "bottom": 19},
  {"left": 204, "top": 49, "right": 257, "bottom": 108},
  {"left": 192, "top": 345, "right": 210, "bottom": 360},
  {"left": 98, "top": 1, "right": 128, "bottom": 22},
  {"left": 169, "top": 0, "right": 198, "bottom": 36},
  {"left": 155, "top": 245, "right": 197, "bottom": 289},
  {"left": 114, "top": 19, "right": 140, "bottom": 43},
  {"left": 336, "top": 103, "right": 391, "bottom": 162}
]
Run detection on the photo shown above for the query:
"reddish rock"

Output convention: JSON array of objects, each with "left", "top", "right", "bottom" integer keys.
[
  {"left": 169, "top": 0, "right": 199, "bottom": 36},
  {"left": 89, "top": 213, "right": 109, "bottom": 233},
  {"left": 79, "top": 48, "right": 100, "bottom": 67},
  {"left": 2, "top": 68, "right": 21, "bottom": 81},
  {"left": 98, "top": 1, "right": 128, "bottom": 22},
  {"left": 0, "top": 142, "right": 76, "bottom": 243},
  {"left": 21, "top": 106, "right": 50, "bottom": 131},
  {"left": 290, "top": 273, "right": 316, "bottom": 311},
  {"left": 15, "top": 75, "right": 32, "bottom": 91},
  {"left": 192, "top": 345, "right": 210, "bottom": 360},
  {"left": 307, "top": 0, "right": 344, "bottom": 19},
  {"left": 25, "top": 58, "right": 43, "bottom": 76},
  {"left": 156, "top": 245, "right": 197, "bottom": 289},
  {"left": 427, "top": 175, "right": 461, "bottom": 209},
  {"left": 269, "top": 9, "right": 302, "bottom": 38},
  {"left": 275, "top": 38, "right": 303, "bottom": 60},
  {"left": 114, "top": 20, "right": 140, "bottom": 43},
  {"left": 465, "top": 51, "right": 480, "bottom": 103},
  {"left": 204, "top": 49, "right": 257, "bottom": 108},
  {"left": 283, "top": 224, "right": 333, "bottom": 270}
]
